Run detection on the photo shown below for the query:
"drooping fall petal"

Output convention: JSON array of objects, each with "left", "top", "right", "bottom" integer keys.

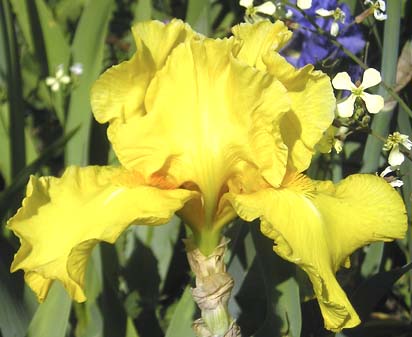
[
  {"left": 228, "top": 173, "right": 406, "bottom": 331},
  {"left": 8, "top": 166, "right": 195, "bottom": 302}
]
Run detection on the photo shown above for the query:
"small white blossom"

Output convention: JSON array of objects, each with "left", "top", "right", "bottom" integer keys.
[
  {"left": 364, "top": 0, "right": 387, "bottom": 21},
  {"left": 297, "top": 0, "right": 312, "bottom": 10},
  {"left": 379, "top": 166, "right": 403, "bottom": 187},
  {"left": 70, "top": 63, "right": 83, "bottom": 76},
  {"left": 240, "top": 0, "right": 276, "bottom": 22},
  {"left": 45, "top": 64, "right": 71, "bottom": 92},
  {"left": 384, "top": 132, "right": 412, "bottom": 166},
  {"left": 316, "top": 7, "right": 346, "bottom": 36},
  {"left": 332, "top": 68, "right": 384, "bottom": 117}
]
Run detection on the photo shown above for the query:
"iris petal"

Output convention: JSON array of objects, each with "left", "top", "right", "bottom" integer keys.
[
  {"left": 8, "top": 166, "right": 195, "bottom": 302},
  {"left": 232, "top": 21, "right": 292, "bottom": 70},
  {"left": 91, "top": 19, "right": 198, "bottom": 124},
  {"left": 263, "top": 53, "right": 335, "bottom": 171},
  {"left": 109, "top": 36, "right": 290, "bottom": 190},
  {"left": 232, "top": 22, "right": 335, "bottom": 172},
  {"left": 228, "top": 174, "right": 406, "bottom": 331}
]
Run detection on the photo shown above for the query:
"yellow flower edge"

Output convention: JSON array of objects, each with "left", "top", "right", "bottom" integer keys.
[
  {"left": 8, "top": 166, "right": 196, "bottom": 302},
  {"left": 228, "top": 173, "right": 407, "bottom": 331}
]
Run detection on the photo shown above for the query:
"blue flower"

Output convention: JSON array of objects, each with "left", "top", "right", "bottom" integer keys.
[{"left": 283, "top": 0, "right": 365, "bottom": 68}]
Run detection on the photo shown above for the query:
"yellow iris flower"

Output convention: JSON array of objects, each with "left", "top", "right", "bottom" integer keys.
[{"left": 7, "top": 19, "right": 406, "bottom": 332}]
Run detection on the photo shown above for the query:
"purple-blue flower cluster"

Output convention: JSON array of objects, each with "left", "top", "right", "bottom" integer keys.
[{"left": 283, "top": 0, "right": 365, "bottom": 69}]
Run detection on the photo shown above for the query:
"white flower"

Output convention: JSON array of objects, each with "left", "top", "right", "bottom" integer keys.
[
  {"left": 332, "top": 68, "right": 384, "bottom": 117},
  {"left": 379, "top": 166, "right": 403, "bottom": 187},
  {"left": 364, "top": 0, "right": 387, "bottom": 21},
  {"left": 384, "top": 132, "right": 412, "bottom": 166},
  {"left": 297, "top": 0, "right": 312, "bottom": 10},
  {"left": 70, "top": 63, "right": 83, "bottom": 76},
  {"left": 316, "top": 7, "right": 346, "bottom": 36},
  {"left": 45, "top": 64, "right": 71, "bottom": 92},
  {"left": 240, "top": 0, "right": 276, "bottom": 22}
]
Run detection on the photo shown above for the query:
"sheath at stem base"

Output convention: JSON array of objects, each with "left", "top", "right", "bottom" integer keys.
[{"left": 184, "top": 237, "right": 241, "bottom": 337}]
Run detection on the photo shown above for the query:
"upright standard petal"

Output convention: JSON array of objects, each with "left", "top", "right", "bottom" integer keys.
[
  {"left": 228, "top": 173, "right": 406, "bottom": 331},
  {"left": 8, "top": 166, "right": 195, "bottom": 302},
  {"left": 108, "top": 36, "right": 290, "bottom": 223},
  {"left": 264, "top": 53, "right": 335, "bottom": 171},
  {"left": 232, "top": 21, "right": 335, "bottom": 172},
  {"left": 91, "top": 19, "right": 198, "bottom": 124},
  {"left": 232, "top": 21, "right": 292, "bottom": 70}
]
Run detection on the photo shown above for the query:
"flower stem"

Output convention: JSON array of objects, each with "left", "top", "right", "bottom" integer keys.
[
  {"left": 194, "top": 229, "right": 221, "bottom": 256},
  {"left": 184, "top": 237, "right": 241, "bottom": 337}
]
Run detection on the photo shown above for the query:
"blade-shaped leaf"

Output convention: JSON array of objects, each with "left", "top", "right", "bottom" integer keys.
[
  {"left": 251, "top": 224, "right": 301, "bottom": 337},
  {"left": 351, "top": 263, "right": 412, "bottom": 320},
  {"left": 65, "top": 0, "right": 114, "bottom": 166},
  {"left": 27, "top": 283, "right": 72, "bottom": 337},
  {"left": 165, "top": 286, "right": 195, "bottom": 337},
  {"left": 0, "top": 127, "right": 78, "bottom": 221}
]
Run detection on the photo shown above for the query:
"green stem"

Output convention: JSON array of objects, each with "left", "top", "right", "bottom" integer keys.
[
  {"left": 194, "top": 229, "right": 221, "bottom": 256},
  {"left": 361, "top": 1, "right": 401, "bottom": 173}
]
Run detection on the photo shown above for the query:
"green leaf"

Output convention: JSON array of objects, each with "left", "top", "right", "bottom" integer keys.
[
  {"left": 343, "top": 319, "right": 412, "bottom": 337},
  {"left": 126, "top": 319, "right": 140, "bottom": 337},
  {"left": 397, "top": 103, "right": 412, "bottom": 311},
  {"left": 361, "top": 243, "right": 385, "bottom": 278},
  {"left": 0, "top": 127, "right": 78, "bottom": 221},
  {"left": 133, "top": 0, "right": 152, "bottom": 22},
  {"left": 361, "top": 1, "right": 401, "bottom": 174},
  {"left": 27, "top": 283, "right": 72, "bottom": 337},
  {"left": 34, "top": 0, "right": 70, "bottom": 72},
  {"left": 352, "top": 263, "right": 412, "bottom": 320},
  {"left": 55, "top": 0, "right": 86, "bottom": 28},
  {"left": 0, "top": 103, "right": 11, "bottom": 185},
  {"left": 251, "top": 225, "right": 301, "bottom": 337},
  {"left": 340, "top": 0, "right": 357, "bottom": 13},
  {"left": 0, "top": 0, "right": 26, "bottom": 179},
  {"left": 9, "top": 0, "right": 34, "bottom": 53},
  {"left": 359, "top": 1, "right": 402, "bottom": 280},
  {"left": 0, "top": 257, "right": 33, "bottom": 337},
  {"left": 165, "top": 286, "right": 195, "bottom": 337},
  {"left": 133, "top": 216, "right": 181, "bottom": 289},
  {"left": 65, "top": 0, "right": 114, "bottom": 165},
  {"left": 14, "top": 0, "right": 71, "bottom": 124},
  {"left": 185, "top": 0, "right": 211, "bottom": 35},
  {"left": 74, "top": 248, "right": 104, "bottom": 337}
]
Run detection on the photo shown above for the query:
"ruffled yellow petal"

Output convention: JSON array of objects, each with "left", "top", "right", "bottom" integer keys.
[
  {"left": 232, "top": 21, "right": 335, "bottom": 172},
  {"left": 228, "top": 174, "right": 406, "bottom": 331},
  {"left": 263, "top": 53, "right": 335, "bottom": 172},
  {"left": 91, "top": 19, "right": 198, "bottom": 124},
  {"left": 8, "top": 166, "right": 195, "bottom": 302},
  {"left": 108, "top": 35, "right": 290, "bottom": 214},
  {"left": 232, "top": 21, "right": 292, "bottom": 70}
]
